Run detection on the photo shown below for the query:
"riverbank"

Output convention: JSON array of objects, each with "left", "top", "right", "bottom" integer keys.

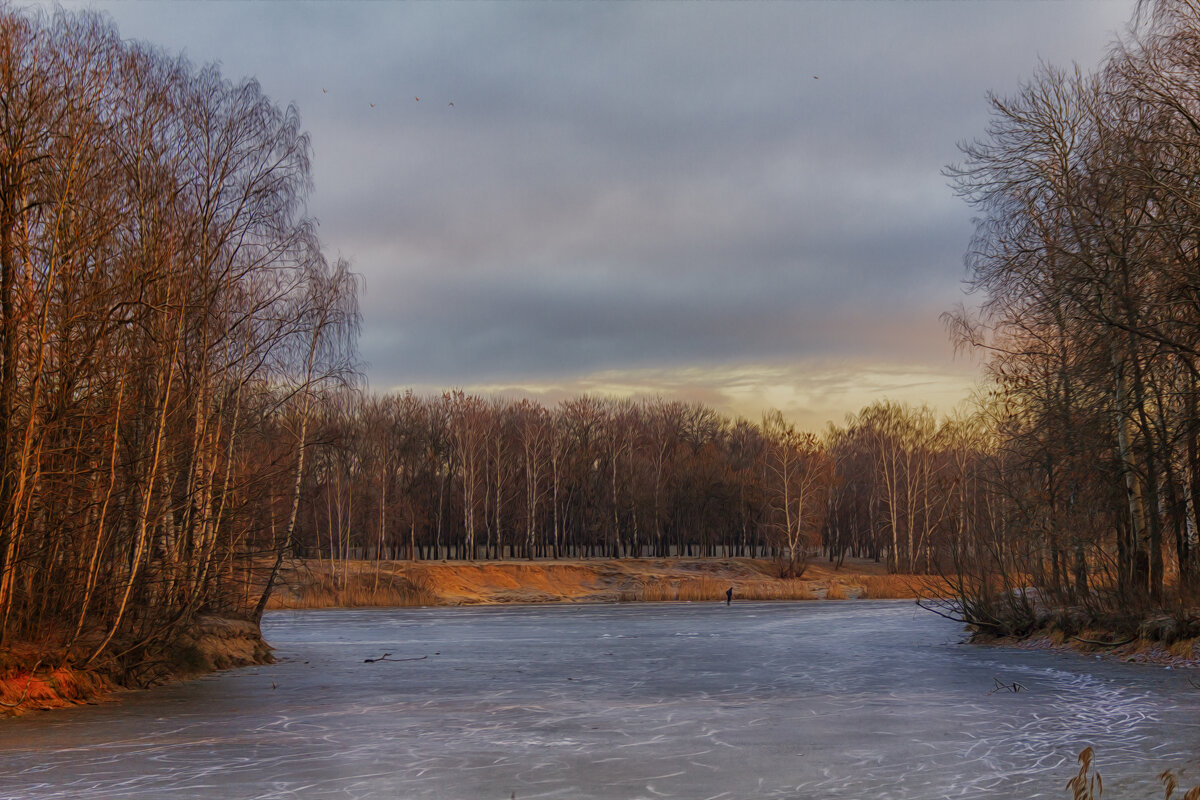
[
  {"left": 958, "top": 599, "right": 1200, "bottom": 669},
  {"left": 264, "top": 556, "right": 947, "bottom": 608},
  {"left": 977, "top": 625, "right": 1200, "bottom": 670},
  {"left": 0, "top": 614, "right": 272, "bottom": 716}
]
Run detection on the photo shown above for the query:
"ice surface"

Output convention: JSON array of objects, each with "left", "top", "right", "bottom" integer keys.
[{"left": 1, "top": 600, "right": 1198, "bottom": 799}]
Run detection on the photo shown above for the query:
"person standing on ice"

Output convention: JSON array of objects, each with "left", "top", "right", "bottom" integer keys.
[{"left": 725, "top": 587, "right": 733, "bottom": 605}]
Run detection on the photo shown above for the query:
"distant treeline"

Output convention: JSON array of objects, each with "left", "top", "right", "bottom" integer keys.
[
  {"left": 294, "top": 390, "right": 983, "bottom": 580},
  {"left": 0, "top": 8, "right": 357, "bottom": 673}
]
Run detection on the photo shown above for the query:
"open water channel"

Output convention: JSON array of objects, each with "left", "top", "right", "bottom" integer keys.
[{"left": 1, "top": 600, "right": 1198, "bottom": 799}]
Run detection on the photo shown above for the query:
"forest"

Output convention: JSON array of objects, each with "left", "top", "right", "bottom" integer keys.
[
  {"left": 291, "top": 390, "right": 971, "bottom": 582},
  {"left": 944, "top": 0, "right": 1200, "bottom": 632},
  {"left": 0, "top": 7, "right": 358, "bottom": 680},
  {"left": 6, "top": 0, "right": 1200, "bottom": 692}
]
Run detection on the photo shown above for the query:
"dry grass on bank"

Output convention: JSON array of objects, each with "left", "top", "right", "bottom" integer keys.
[
  {"left": 622, "top": 577, "right": 818, "bottom": 602},
  {"left": 0, "top": 614, "right": 274, "bottom": 716},
  {"left": 1029, "top": 629, "right": 1200, "bottom": 669},
  {"left": 0, "top": 664, "right": 116, "bottom": 714},
  {"left": 978, "top": 604, "right": 1200, "bottom": 670},
  {"left": 268, "top": 561, "right": 437, "bottom": 609},
  {"left": 267, "top": 557, "right": 942, "bottom": 609},
  {"left": 859, "top": 574, "right": 952, "bottom": 599}
]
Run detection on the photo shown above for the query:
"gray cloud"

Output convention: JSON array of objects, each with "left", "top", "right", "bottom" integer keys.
[{"left": 65, "top": 0, "right": 1133, "bottom": 417}]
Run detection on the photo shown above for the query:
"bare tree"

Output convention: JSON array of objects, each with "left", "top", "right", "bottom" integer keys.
[{"left": 761, "top": 410, "right": 831, "bottom": 578}]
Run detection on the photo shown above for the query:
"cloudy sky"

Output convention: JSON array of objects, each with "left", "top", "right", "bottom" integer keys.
[{"left": 59, "top": 0, "right": 1133, "bottom": 428}]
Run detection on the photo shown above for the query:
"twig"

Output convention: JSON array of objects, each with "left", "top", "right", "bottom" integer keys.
[
  {"left": 988, "top": 676, "right": 1027, "bottom": 694},
  {"left": 1070, "top": 635, "right": 1135, "bottom": 647},
  {"left": 363, "top": 653, "right": 427, "bottom": 664}
]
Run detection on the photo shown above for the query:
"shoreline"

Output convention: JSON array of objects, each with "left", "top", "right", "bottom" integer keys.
[
  {"left": 11, "top": 559, "right": 1196, "bottom": 715},
  {"left": 1, "top": 614, "right": 273, "bottom": 717},
  {"left": 2, "top": 556, "right": 930, "bottom": 715},
  {"left": 264, "top": 556, "right": 943, "bottom": 609},
  {"left": 977, "top": 629, "right": 1200, "bottom": 670}
]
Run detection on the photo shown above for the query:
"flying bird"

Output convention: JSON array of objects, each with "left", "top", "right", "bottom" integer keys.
[
  {"left": 321, "top": 88, "right": 327, "bottom": 94},
  {"left": 813, "top": 75, "right": 819, "bottom": 79},
  {"left": 369, "top": 103, "right": 375, "bottom": 108},
  {"left": 448, "top": 101, "right": 454, "bottom": 107},
  {"left": 415, "top": 96, "right": 420, "bottom": 101}
]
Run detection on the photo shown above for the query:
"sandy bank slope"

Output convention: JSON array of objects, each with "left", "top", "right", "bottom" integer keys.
[
  {"left": 1, "top": 614, "right": 272, "bottom": 716},
  {"left": 267, "top": 557, "right": 943, "bottom": 608}
]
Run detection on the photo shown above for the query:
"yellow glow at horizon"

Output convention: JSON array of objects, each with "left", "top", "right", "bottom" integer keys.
[{"left": 392, "top": 359, "right": 981, "bottom": 431}]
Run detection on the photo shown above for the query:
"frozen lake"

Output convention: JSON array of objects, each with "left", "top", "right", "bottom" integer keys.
[{"left": 1, "top": 600, "right": 1199, "bottom": 799}]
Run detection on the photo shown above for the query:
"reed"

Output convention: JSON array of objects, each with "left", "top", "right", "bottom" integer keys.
[
  {"left": 268, "top": 570, "right": 436, "bottom": 609},
  {"left": 1066, "top": 747, "right": 1200, "bottom": 800},
  {"left": 620, "top": 578, "right": 817, "bottom": 603},
  {"left": 825, "top": 581, "right": 853, "bottom": 600},
  {"left": 1168, "top": 638, "right": 1198, "bottom": 660},
  {"left": 859, "top": 574, "right": 951, "bottom": 599}
]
